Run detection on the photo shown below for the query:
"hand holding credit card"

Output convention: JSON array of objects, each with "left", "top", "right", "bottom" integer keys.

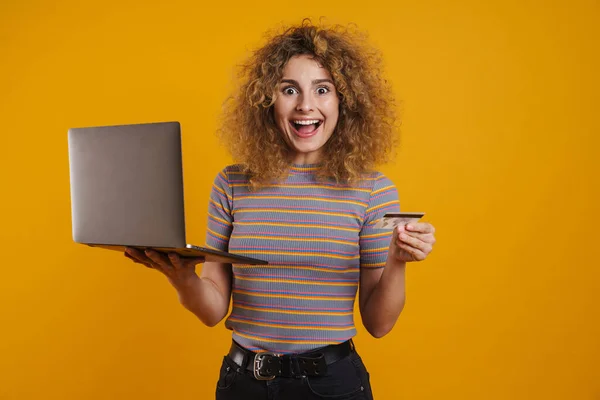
[{"left": 373, "top": 212, "right": 426, "bottom": 230}]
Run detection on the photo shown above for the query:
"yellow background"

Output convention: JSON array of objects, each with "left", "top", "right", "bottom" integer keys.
[{"left": 1, "top": 0, "right": 598, "bottom": 399}]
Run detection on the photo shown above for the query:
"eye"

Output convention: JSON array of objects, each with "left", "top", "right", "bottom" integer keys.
[
  {"left": 282, "top": 86, "right": 298, "bottom": 95},
  {"left": 316, "top": 86, "right": 330, "bottom": 95}
]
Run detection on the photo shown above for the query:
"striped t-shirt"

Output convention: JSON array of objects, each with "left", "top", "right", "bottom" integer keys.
[{"left": 205, "top": 164, "right": 400, "bottom": 354}]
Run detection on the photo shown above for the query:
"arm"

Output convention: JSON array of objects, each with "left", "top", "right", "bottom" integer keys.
[
  {"left": 357, "top": 173, "right": 403, "bottom": 338},
  {"left": 176, "top": 261, "right": 233, "bottom": 327},
  {"left": 125, "top": 249, "right": 232, "bottom": 327},
  {"left": 356, "top": 173, "right": 435, "bottom": 338},
  {"left": 179, "top": 166, "right": 235, "bottom": 326},
  {"left": 359, "top": 241, "right": 406, "bottom": 338},
  {"left": 126, "top": 167, "right": 237, "bottom": 326},
  {"left": 359, "top": 223, "right": 436, "bottom": 338}
]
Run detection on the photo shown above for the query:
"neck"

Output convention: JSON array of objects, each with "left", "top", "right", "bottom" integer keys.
[{"left": 291, "top": 150, "right": 322, "bottom": 165}]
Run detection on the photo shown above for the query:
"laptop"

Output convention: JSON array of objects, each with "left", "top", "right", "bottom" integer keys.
[{"left": 67, "top": 121, "right": 267, "bottom": 265}]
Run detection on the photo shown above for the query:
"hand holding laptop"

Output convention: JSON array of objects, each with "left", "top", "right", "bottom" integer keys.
[{"left": 124, "top": 247, "right": 205, "bottom": 286}]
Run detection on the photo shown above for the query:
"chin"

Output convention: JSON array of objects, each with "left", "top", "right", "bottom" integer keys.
[{"left": 292, "top": 143, "right": 323, "bottom": 155}]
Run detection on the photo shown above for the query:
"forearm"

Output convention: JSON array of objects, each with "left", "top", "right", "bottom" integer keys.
[
  {"left": 172, "top": 276, "right": 230, "bottom": 327},
  {"left": 361, "top": 260, "right": 406, "bottom": 338}
]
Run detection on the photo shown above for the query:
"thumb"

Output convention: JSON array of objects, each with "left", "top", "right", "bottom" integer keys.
[{"left": 388, "top": 228, "right": 399, "bottom": 252}]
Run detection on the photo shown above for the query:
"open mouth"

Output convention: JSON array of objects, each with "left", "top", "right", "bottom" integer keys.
[{"left": 290, "top": 119, "right": 323, "bottom": 137}]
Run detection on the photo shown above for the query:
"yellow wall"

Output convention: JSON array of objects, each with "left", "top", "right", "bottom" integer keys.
[{"left": 1, "top": 0, "right": 598, "bottom": 399}]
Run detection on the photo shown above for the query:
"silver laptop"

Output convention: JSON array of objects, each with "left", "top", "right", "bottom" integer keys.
[{"left": 67, "top": 121, "right": 267, "bottom": 265}]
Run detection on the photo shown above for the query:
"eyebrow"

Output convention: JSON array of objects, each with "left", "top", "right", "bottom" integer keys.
[{"left": 280, "top": 78, "right": 335, "bottom": 86}]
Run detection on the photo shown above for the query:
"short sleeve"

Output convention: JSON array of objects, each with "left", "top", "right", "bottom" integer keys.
[
  {"left": 205, "top": 167, "right": 234, "bottom": 251},
  {"left": 359, "top": 173, "right": 400, "bottom": 269}
]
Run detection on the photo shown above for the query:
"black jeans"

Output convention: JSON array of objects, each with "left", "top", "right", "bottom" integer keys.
[{"left": 215, "top": 346, "right": 374, "bottom": 400}]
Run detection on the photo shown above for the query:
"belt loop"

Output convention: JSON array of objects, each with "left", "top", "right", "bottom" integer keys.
[
  {"left": 241, "top": 351, "right": 248, "bottom": 370},
  {"left": 290, "top": 356, "right": 300, "bottom": 378},
  {"left": 234, "top": 341, "right": 248, "bottom": 370}
]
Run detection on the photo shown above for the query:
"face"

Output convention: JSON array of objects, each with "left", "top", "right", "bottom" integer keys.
[{"left": 273, "top": 54, "right": 340, "bottom": 165}]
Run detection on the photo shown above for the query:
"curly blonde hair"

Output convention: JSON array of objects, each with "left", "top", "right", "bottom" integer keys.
[{"left": 217, "top": 20, "right": 399, "bottom": 189}]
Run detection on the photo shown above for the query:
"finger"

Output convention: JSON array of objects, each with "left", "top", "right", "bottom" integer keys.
[
  {"left": 126, "top": 247, "right": 158, "bottom": 266},
  {"left": 398, "top": 242, "right": 427, "bottom": 261},
  {"left": 125, "top": 247, "right": 146, "bottom": 260},
  {"left": 169, "top": 252, "right": 205, "bottom": 269},
  {"left": 399, "top": 231, "right": 435, "bottom": 243},
  {"left": 406, "top": 223, "right": 435, "bottom": 234},
  {"left": 168, "top": 252, "right": 183, "bottom": 269},
  {"left": 145, "top": 249, "right": 172, "bottom": 270},
  {"left": 124, "top": 252, "right": 153, "bottom": 269},
  {"left": 124, "top": 248, "right": 149, "bottom": 263},
  {"left": 393, "top": 225, "right": 406, "bottom": 233},
  {"left": 182, "top": 256, "right": 206, "bottom": 268},
  {"left": 398, "top": 232, "right": 433, "bottom": 254}
]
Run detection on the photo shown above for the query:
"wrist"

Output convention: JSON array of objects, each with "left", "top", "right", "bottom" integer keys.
[
  {"left": 385, "top": 256, "right": 407, "bottom": 270},
  {"left": 170, "top": 273, "right": 200, "bottom": 293}
]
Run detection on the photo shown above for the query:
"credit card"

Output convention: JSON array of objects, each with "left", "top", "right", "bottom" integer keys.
[{"left": 373, "top": 212, "right": 425, "bottom": 230}]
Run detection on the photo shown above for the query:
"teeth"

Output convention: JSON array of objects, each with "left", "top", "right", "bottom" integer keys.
[{"left": 293, "top": 120, "right": 321, "bottom": 125}]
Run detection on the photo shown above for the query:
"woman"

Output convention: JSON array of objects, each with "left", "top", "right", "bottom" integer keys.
[{"left": 125, "top": 21, "right": 436, "bottom": 400}]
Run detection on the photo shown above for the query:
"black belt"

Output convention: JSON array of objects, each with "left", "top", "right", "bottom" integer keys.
[{"left": 227, "top": 339, "right": 354, "bottom": 380}]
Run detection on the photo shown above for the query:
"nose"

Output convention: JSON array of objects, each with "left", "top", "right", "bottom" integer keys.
[{"left": 295, "top": 93, "right": 314, "bottom": 112}]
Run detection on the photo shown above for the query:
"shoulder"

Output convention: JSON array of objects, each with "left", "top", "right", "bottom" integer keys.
[
  {"left": 361, "top": 171, "right": 400, "bottom": 213},
  {"left": 360, "top": 171, "right": 399, "bottom": 210},
  {"left": 358, "top": 170, "right": 397, "bottom": 192},
  {"left": 215, "top": 164, "right": 248, "bottom": 180},
  {"left": 220, "top": 163, "right": 245, "bottom": 174}
]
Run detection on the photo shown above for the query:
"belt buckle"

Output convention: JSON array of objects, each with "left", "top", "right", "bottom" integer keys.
[{"left": 253, "top": 352, "right": 278, "bottom": 381}]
